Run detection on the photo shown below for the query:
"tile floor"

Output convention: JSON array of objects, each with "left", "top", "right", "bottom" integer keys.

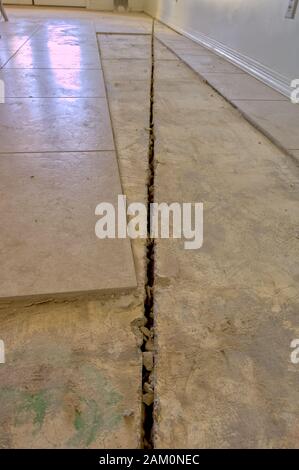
[{"left": 0, "top": 11, "right": 137, "bottom": 300}]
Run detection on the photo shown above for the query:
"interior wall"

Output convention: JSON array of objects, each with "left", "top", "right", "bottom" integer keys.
[{"left": 144, "top": 0, "right": 299, "bottom": 95}]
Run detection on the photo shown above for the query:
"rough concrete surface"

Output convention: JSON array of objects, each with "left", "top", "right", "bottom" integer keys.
[
  {"left": 153, "top": 34, "right": 299, "bottom": 448},
  {"left": 0, "top": 296, "right": 142, "bottom": 448}
]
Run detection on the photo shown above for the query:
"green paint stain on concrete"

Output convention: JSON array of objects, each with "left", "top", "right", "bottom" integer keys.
[
  {"left": 0, "top": 387, "right": 50, "bottom": 435},
  {"left": 0, "top": 365, "right": 123, "bottom": 447},
  {"left": 22, "top": 392, "right": 48, "bottom": 428},
  {"left": 70, "top": 396, "right": 122, "bottom": 447},
  {"left": 74, "top": 409, "right": 84, "bottom": 431},
  {"left": 17, "top": 391, "right": 49, "bottom": 432},
  {"left": 68, "top": 367, "right": 123, "bottom": 447}
]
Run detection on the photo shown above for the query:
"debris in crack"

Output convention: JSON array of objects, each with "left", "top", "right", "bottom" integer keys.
[
  {"left": 142, "top": 19, "right": 156, "bottom": 450},
  {"left": 143, "top": 351, "right": 154, "bottom": 372}
]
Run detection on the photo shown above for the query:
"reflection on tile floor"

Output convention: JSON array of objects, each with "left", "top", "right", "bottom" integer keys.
[
  {"left": 0, "top": 97, "right": 114, "bottom": 152},
  {"left": 0, "top": 11, "right": 138, "bottom": 299},
  {"left": 0, "top": 68, "right": 106, "bottom": 98}
]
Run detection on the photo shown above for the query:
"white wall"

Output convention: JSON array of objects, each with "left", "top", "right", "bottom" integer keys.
[{"left": 144, "top": 0, "right": 299, "bottom": 95}]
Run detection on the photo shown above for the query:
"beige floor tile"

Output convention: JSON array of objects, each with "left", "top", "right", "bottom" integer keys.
[
  {"left": 0, "top": 23, "right": 38, "bottom": 38},
  {"left": 155, "top": 79, "right": 230, "bottom": 113},
  {"left": 98, "top": 34, "right": 151, "bottom": 60},
  {"left": 0, "top": 50, "right": 13, "bottom": 68},
  {"left": 4, "top": 45, "right": 101, "bottom": 69},
  {"left": 0, "top": 68, "right": 106, "bottom": 98},
  {"left": 94, "top": 16, "right": 152, "bottom": 35},
  {"left": 101, "top": 58, "right": 151, "bottom": 82},
  {"left": 160, "top": 39, "right": 213, "bottom": 56},
  {"left": 155, "top": 59, "right": 198, "bottom": 81},
  {"left": 0, "top": 151, "right": 136, "bottom": 300},
  {"left": 155, "top": 40, "right": 178, "bottom": 61},
  {"left": 0, "top": 37, "right": 29, "bottom": 51},
  {"left": 27, "top": 31, "right": 97, "bottom": 48},
  {"left": 232, "top": 99, "right": 299, "bottom": 150},
  {"left": 159, "top": 36, "right": 199, "bottom": 47},
  {"left": 180, "top": 53, "right": 244, "bottom": 74},
  {"left": 105, "top": 80, "right": 150, "bottom": 131},
  {"left": 204, "top": 72, "right": 287, "bottom": 101},
  {"left": 0, "top": 98, "right": 114, "bottom": 152},
  {"left": 165, "top": 47, "right": 212, "bottom": 57}
]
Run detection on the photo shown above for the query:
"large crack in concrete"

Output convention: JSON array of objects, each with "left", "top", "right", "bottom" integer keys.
[
  {"left": 97, "top": 24, "right": 157, "bottom": 449},
  {"left": 141, "top": 20, "right": 156, "bottom": 450}
]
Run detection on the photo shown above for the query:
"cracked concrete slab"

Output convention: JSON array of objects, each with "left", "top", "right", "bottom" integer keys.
[
  {"left": 0, "top": 295, "right": 142, "bottom": 448},
  {"left": 153, "top": 32, "right": 299, "bottom": 449}
]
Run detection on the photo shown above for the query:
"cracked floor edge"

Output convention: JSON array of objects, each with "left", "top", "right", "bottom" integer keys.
[
  {"left": 141, "top": 19, "right": 156, "bottom": 450},
  {"left": 96, "top": 23, "right": 156, "bottom": 448}
]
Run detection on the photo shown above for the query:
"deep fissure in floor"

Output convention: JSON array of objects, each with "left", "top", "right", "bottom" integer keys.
[{"left": 142, "top": 19, "right": 156, "bottom": 450}]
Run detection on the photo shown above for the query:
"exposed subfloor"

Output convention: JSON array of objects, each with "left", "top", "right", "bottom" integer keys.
[
  {"left": 153, "top": 42, "right": 299, "bottom": 449},
  {"left": 1, "top": 7, "right": 299, "bottom": 449}
]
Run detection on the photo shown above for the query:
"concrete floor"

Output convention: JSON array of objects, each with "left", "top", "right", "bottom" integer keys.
[
  {"left": 154, "top": 45, "right": 299, "bottom": 449},
  {"left": 1, "top": 7, "right": 299, "bottom": 449}
]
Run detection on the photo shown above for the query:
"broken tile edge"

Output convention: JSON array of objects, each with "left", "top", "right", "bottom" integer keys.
[{"left": 0, "top": 282, "right": 138, "bottom": 308}]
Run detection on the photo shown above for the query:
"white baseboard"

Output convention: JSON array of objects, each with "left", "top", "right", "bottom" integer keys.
[{"left": 157, "top": 19, "right": 291, "bottom": 98}]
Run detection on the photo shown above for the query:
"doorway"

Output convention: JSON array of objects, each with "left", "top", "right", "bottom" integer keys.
[{"left": 114, "top": 0, "right": 128, "bottom": 11}]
